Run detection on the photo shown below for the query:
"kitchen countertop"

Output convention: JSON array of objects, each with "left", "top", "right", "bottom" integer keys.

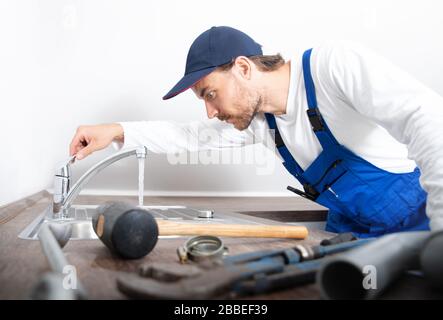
[{"left": 0, "top": 191, "right": 441, "bottom": 300}]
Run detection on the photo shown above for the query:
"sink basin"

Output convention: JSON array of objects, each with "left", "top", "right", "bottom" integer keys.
[{"left": 18, "top": 204, "right": 262, "bottom": 240}]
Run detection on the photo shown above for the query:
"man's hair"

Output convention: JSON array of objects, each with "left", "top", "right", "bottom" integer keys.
[{"left": 218, "top": 54, "right": 285, "bottom": 72}]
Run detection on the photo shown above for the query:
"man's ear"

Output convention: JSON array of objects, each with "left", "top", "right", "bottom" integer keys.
[{"left": 233, "top": 56, "right": 252, "bottom": 80}]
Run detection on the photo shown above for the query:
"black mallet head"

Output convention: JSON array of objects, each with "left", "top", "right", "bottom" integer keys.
[{"left": 92, "top": 202, "right": 159, "bottom": 259}]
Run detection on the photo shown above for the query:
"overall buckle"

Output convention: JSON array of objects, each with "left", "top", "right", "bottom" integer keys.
[
  {"left": 303, "top": 183, "right": 320, "bottom": 200},
  {"left": 306, "top": 108, "right": 325, "bottom": 132}
]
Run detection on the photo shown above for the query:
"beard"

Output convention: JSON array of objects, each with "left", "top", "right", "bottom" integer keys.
[
  {"left": 230, "top": 82, "right": 262, "bottom": 130},
  {"left": 232, "top": 97, "right": 261, "bottom": 130}
]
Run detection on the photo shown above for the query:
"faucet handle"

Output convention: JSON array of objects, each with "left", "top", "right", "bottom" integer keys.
[
  {"left": 52, "top": 155, "right": 76, "bottom": 215},
  {"left": 55, "top": 155, "right": 76, "bottom": 177}
]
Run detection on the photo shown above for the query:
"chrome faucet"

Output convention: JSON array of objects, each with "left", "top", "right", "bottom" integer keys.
[{"left": 51, "top": 146, "right": 147, "bottom": 219}]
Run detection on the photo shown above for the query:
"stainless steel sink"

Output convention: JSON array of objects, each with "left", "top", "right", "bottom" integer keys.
[
  {"left": 18, "top": 204, "right": 264, "bottom": 240},
  {"left": 23, "top": 147, "right": 295, "bottom": 242}
]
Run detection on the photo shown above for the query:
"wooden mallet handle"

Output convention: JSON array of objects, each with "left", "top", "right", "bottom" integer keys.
[{"left": 156, "top": 220, "right": 308, "bottom": 239}]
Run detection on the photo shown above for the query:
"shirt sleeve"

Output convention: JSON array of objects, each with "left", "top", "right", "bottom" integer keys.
[
  {"left": 112, "top": 118, "right": 255, "bottom": 154},
  {"left": 319, "top": 42, "right": 443, "bottom": 231}
]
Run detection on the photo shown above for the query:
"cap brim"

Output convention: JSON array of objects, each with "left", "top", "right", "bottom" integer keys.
[{"left": 162, "top": 67, "right": 216, "bottom": 100}]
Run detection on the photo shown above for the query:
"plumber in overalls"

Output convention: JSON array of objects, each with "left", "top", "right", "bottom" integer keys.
[{"left": 70, "top": 26, "right": 443, "bottom": 237}]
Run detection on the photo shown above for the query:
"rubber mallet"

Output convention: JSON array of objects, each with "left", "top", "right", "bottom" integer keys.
[{"left": 92, "top": 201, "right": 308, "bottom": 259}]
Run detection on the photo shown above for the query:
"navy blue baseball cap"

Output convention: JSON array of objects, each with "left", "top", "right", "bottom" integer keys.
[{"left": 163, "top": 26, "right": 262, "bottom": 100}]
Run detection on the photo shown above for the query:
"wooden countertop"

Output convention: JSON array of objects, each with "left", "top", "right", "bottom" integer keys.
[{"left": 0, "top": 191, "right": 441, "bottom": 300}]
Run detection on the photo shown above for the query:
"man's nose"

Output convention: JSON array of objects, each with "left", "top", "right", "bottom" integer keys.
[{"left": 205, "top": 102, "right": 218, "bottom": 119}]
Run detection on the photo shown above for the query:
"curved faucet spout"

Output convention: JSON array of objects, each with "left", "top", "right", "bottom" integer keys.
[{"left": 52, "top": 146, "right": 147, "bottom": 217}]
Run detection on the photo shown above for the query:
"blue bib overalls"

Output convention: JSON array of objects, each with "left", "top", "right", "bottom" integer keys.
[{"left": 265, "top": 49, "right": 430, "bottom": 238}]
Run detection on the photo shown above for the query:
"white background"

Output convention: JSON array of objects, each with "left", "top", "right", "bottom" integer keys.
[{"left": 1, "top": 0, "right": 442, "bottom": 206}]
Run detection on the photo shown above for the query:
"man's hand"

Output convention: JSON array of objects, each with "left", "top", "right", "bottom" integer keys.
[{"left": 69, "top": 123, "right": 124, "bottom": 160}]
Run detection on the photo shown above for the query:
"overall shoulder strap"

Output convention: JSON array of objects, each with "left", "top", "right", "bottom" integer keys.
[
  {"left": 302, "top": 49, "right": 340, "bottom": 148},
  {"left": 264, "top": 112, "right": 308, "bottom": 185}
]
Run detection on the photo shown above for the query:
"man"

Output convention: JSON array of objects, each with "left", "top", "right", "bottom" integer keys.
[{"left": 70, "top": 26, "right": 443, "bottom": 237}]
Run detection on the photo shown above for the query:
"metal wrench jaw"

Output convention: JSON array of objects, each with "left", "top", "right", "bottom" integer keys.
[
  {"left": 138, "top": 262, "right": 203, "bottom": 282},
  {"left": 117, "top": 267, "right": 242, "bottom": 300},
  {"left": 117, "top": 260, "right": 283, "bottom": 300}
]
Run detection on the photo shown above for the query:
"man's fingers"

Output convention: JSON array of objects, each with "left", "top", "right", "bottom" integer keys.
[
  {"left": 69, "top": 131, "right": 86, "bottom": 156},
  {"left": 73, "top": 144, "right": 85, "bottom": 157},
  {"left": 76, "top": 143, "right": 95, "bottom": 160},
  {"left": 69, "top": 124, "right": 117, "bottom": 159}
]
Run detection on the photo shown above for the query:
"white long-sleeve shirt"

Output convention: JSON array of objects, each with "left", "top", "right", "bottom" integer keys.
[{"left": 117, "top": 42, "right": 443, "bottom": 231}]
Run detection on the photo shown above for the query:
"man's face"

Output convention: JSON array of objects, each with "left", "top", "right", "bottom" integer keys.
[{"left": 192, "top": 64, "right": 261, "bottom": 131}]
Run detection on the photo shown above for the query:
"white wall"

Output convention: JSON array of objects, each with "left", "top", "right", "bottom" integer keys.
[{"left": 1, "top": 0, "right": 443, "bottom": 205}]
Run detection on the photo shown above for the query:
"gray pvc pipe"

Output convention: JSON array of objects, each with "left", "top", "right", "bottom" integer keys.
[
  {"left": 317, "top": 231, "right": 430, "bottom": 299},
  {"left": 38, "top": 223, "right": 71, "bottom": 273},
  {"left": 420, "top": 230, "right": 443, "bottom": 289},
  {"left": 37, "top": 223, "right": 88, "bottom": 299}
]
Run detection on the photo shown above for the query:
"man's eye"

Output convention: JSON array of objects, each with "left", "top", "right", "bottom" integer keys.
[{"left": 206, "top": 91, "right": 216, "bottom": 100}]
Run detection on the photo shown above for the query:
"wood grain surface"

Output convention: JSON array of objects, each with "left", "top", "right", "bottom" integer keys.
[{"left": 0, "top": 192, "right": 441, "bottom": 300}]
